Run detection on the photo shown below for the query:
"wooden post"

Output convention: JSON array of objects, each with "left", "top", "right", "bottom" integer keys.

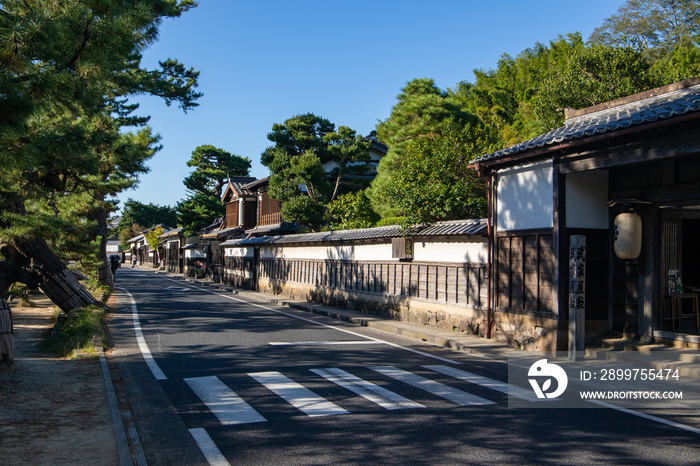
[
  {"left": 569, "top": 235, "right": 586, "bottom": 361},
  {"left": 0, "top": 298, "right": 13, "bottom": 366}
]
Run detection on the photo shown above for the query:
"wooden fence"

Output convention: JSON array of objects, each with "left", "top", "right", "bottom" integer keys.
[{"left": 221, "top": 256, "right": 487, "bottom": 308}]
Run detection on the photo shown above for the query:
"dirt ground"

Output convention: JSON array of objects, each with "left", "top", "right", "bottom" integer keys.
[{"left": 0, "top": 294, "right": 118, "bottom": 466}]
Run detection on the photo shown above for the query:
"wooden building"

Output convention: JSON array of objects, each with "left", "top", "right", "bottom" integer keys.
[{"left": 473, "top": 78, "right": 700, "bottom": 351}]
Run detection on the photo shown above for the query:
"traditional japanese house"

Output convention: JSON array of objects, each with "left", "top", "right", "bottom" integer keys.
[
  {"left": 160, "top": 227, "right": 184, "bottom": 274},
  {"left": 221, "top": 176, "right": 258, "bottom": 232},
  {"left": 243, "top": 177, "right": 298, "bottom": 237},
  {"left": 473, "top": 78, "right": 700, "bottom": 352}
]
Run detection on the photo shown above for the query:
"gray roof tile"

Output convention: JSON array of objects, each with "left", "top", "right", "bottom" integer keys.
[
  {"left": 220, "top": 219, "right": 486, "bottom": 247},
  {"left": 474, "top": 83, "right": 700, "bottom": 164}
]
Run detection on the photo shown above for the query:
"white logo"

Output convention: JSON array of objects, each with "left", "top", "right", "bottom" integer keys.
[{"left": 528, "top": 359, "right": 568, "bottom": 399}]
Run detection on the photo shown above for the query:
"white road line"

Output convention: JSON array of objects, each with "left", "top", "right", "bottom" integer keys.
[
  {"left": 269, "top": 341, "right": 385, "bottom": 346},
  {"left": 185, "top": 376, "right": 267, "bottom": 425},
  {"left": 249, "top": 371, "right": 349, "bottom": 417},
  {"left": 116, "top": 287, "right": 167, "bottom": 381},
  {"left": 189, "top": 428, "right": 231, "bottom": 466},
  {"left": 165, "top": 278, "right": 460, "bottom": 365},
  {"left": 590, "top": 401, "right": 700, "bottom": 436},
  {"left": 424, "top": 365, "right": 555, "bottom": 402},
  {"left": 311, "top": 368, "right": 425, "bottom": 410},
  {"left": 370, "top": 366, "right": 496, "bottom": 406}
]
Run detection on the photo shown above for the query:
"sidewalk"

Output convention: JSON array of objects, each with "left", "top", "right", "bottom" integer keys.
[{"left": 0, "top": 294, "right": 119, "bottom": 466}]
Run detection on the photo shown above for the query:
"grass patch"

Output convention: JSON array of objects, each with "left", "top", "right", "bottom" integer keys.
[{"left": 40, "top": 304, "right": 106, "bottom": 358}]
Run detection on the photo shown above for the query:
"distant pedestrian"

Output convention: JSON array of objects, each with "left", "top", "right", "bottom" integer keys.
[
  {"left": 131, "top": 255, "right": 137, "bottom": 268},
  {"left": 109, "top": 255, "right": 120, "bottom": 282}
]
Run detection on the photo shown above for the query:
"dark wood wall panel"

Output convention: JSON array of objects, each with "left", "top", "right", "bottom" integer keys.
[{"left": 497, "top": 232, "right": 554, "bottom": 315}]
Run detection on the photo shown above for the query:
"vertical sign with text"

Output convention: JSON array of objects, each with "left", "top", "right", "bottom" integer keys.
[{"left": 568, "top": 235, "right": 586, "bottom": 360}]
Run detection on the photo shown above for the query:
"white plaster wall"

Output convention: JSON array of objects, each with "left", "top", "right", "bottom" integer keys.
[
  {"left": 224, "top": 246, "right": 254, "bottom": 258},
  {"left": 566, "top": 170, "right": 609, "bottom": 229},
  {"left": 496, "top": 160, "right": 553, "bottom": 231},
  {"left": 413, "top": 238, "right": 488, "bottom": 264},
  {"left": 184, "top": 248, "right": 206, "bottom": 259},
  {"left": 261, "top": 243, "right": 394, "bottom": 261}
]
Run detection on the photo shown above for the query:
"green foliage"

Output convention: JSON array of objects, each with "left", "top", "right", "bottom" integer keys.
[
  {"left": 145, "top": 226, "right": 164, "bottom": 252},
  {"left": 383, "top": 123, "right": 487, "bottom": 227},
  {"left": 325, "top": 191, "right": 379, "bottom": 230},
  {"left": 280, "top": 196, "right": 326, "bottom": 231},
  {"left": 375, "top": 216, "right": 407, "bottom": 227},
  {"left": 323, "top": 126, "right": 373, "bottom": 199},
  {"left": 0, "top": 0, "right": 200, "bottom": 264},
  {"left": 454, "top": 34, "right": 585, "bottom": 143},
  {"left": 533, "top": 44, "right": 660, "bottom": 128},
  {"left": 116, "top": 199, "right": 177, "bottom": 235},
  {"left": 184, "top": 145, "right": 252, "bottom": 198},
  {"left": 178, "top": 192, "right": 225, "bottom": 237},
  {"left": 589, "top": 0, "right": 700, "bottom": 55},
  {"left": 119, "top": 223, "right": 145, "bottom": 250},
  {"left": 41, "top": 304, "right": 106, "bottom": 358},
  {"left": 369, "top": 78, "right": 481, "bottom": 218},
  {"left": 261, "top": 114, "right": 371, "bottom": 231},
  {"left": 178, "top": 145, "right": 251, "bottom": 237}
]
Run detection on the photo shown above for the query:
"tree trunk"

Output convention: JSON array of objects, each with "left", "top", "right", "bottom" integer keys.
[
  {"left": 14, "top": 236, "right": 97, "bottom": 313},
  {"left": 0, "top": 298, "right": 13, "bottom": 366}
]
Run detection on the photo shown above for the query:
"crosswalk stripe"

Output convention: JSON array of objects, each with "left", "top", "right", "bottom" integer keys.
[
  {"left": 424, "top": 365, "right": 551, "bottom": 402},
  {"left": 369, "top": 366, "right": 496, "bottom": 406},
  {"left": 189, "top": 428, "right": 231, "bottom": 466},
  {"left": 185, "top": 376, "right": 267, "bottom": 425},
  {"left": 249, "top": 371, "right": 349, "bottom": 417},
  {"left": 311, "top": 368, "right": 425, "bottom": 410}
]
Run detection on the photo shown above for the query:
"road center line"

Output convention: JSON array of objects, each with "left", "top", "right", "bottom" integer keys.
[
  {"left": 164, "top": 277, "right": 460, "bottom": 365},
  {"left": 116, "top": 287, "right": 167, "bottom": 381},
  {"left": 269, "top": 341, "right": 386, "bottom": 346}
]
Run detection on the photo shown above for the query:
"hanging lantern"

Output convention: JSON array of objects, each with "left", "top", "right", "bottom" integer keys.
[{"left": 614, "top": 211, "right": 642, "bottom": 260}]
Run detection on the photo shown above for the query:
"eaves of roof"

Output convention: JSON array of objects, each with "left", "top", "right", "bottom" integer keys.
[
  {"left": 221, "top": 219, "right": 486, "bottom": 248},
  {"left": 473, "top": 80, "right": 700, "bottom": 167}
]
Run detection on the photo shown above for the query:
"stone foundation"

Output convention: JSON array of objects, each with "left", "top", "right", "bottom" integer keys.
[
  {"left": 258, "top": 278, "right": 489, "bottom": 337},
  {"left": 492, "top": 310, "right": 559, "bottom": 353}
]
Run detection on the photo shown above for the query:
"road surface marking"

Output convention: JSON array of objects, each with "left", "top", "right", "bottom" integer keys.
[
  {"left": 164, "top": 286, "right": 192, "bottom": 292},
  {"left": 165, "top": 277, "right": 460, "bottom": 365},
  {"left": 185, "top": 376, "right": 267, "bottom": 425},
  {"left": 311, "top": 368, "right": 425, "bottom": 410},
  {"left": 116, "top": 287, "right": 167, "bottom": 381},
  {"left": 249, "top": 371, "right": 349, "bottom": 417},
  {"left": 269, "top": 341, "right": 385, "bottom": 346},
  {"left": 424, "top": 365, "right": 555, "bottom": 402},
  {"left": 590, "top": 401, "right": 700, "bottom": 436},
  {"left": 370, "top": 366, "right": 495, "bottom": 406},
  {"left": 189, "top": 428, "right": 230, "bottom": 466}
]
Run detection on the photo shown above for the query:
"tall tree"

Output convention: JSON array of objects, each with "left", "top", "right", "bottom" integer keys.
[
  {"left": 261, "top": 113, "right": 370, "bottom": 231},
  {"left": 383, "top": 122, "right": 487, "bottom": 227},
  {"left": 589, "top": 0, "right": 700, "bottom": 54},
  {"left": 369, "top": 78, "right": 480, "bottom": 218},
  {"left": 0, "top": 0, "right": 201, "bottom": 311},
  {"left": 177, "top": 145, "right": 251, "bottom": 237},
  {"left": 116, "top": 199, "right": 178, "bottom": 235},
  {"left": 532, "top": 44, "right": 661, "bottom": 128}
]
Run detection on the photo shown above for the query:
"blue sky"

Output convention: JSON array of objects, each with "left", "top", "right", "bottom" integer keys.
[{"left": 124, "top": 0, "right": 626, "bottom": 209}]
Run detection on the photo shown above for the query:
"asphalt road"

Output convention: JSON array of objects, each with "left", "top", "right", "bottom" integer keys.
[{"left": 108, "top": 267, "right": 700, "bottom": 465}]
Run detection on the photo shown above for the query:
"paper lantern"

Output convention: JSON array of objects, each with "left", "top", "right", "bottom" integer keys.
[{"left": 614, "top": 211, "right": 642, "bottom": 260}]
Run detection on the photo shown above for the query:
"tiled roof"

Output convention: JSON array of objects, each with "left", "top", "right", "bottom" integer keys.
[
  {"left": 221, "top": 219, "right": 486, "bottom": 247},
  {"left": 159, "top": 227, "right": 182, "bottom": 239},
  {"left": 223, "top": 177, "right": 258, "bottom": 199},
  {"left": 474, "top": 82, "right": 700, "bottom": 165}
]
